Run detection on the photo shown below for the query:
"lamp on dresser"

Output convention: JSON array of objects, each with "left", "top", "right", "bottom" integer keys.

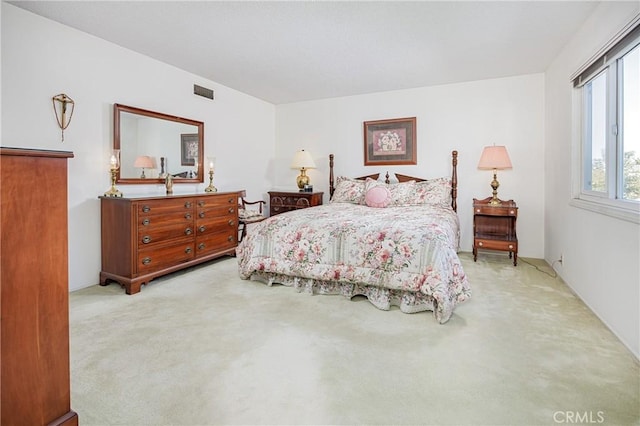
[
  {"left": 477, "top": 145, "right": 512, "bottom": 206},
  {"left": 204, "top": 156, "right": 217, "bottom": 192},
  {"left": 133, "top": 155, "right": 154, "bottom": 178},
  {"left": 104, "top": 149, "right": 123, "bottom": 197},
  {"left": 291, "top": 149, "right": 316, "bottom": 190}
]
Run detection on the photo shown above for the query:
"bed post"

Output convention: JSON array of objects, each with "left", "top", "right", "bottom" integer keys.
[
  {"left": 451, "top": 150, "right": 458, "bottom": 212},
  {"left": 329, "top": 154, "right": 335, "bottom": 199}
]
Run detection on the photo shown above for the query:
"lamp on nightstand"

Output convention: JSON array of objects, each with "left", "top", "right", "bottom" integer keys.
[
  {"left": 133, "top": 155, "right": 154, "bottom": 178},
  {"left": 291, "top": 149, "right": 316, "bottom": 190},
  {"left": 478, "top": 145, "right": 512, "bottom": 206}
]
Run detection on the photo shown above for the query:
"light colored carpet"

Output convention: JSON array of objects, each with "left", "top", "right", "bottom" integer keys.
[{"left": 69, "top": 252, "right": 639, "bottom": 425}]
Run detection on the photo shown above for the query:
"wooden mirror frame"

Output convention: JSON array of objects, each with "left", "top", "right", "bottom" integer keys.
[{"left": 114, "top": 103, "right": 204, "bottom": 184}]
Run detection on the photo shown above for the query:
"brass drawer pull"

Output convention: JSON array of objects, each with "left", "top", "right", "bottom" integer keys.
[
  {"left": 185, "top": 228, "right": 193, "bottom": 235},
  {"left": 142, "top": 205, "right": 151, "bottom": 213},
  {"left": 228, "top": 219, "right": 235, "bottom": 226},
  {"left": 199, "top": 212, "right": 205, "bottom": 218},
  {"left": 142, "top": 257, "right": 151, "bottom": 265},
  {"left": 228, "top": 207, "right": 235, "bottom": 214},
  {"left": 184, "top": 201, "right": 192, "bottom": 208},
  {"left": 198, "top": 200, "right": 205, "bottom": 207},
  {"left": 142, "top": 236, "right": 151, "bottom": 244},
  {"left": 185, "top": 247, "right": 192, "bottom": 254},
  {"left": 478, "top": 242, "right": 484, "bottom": 247},
  {"left": 142, "top": 218, "right": 150, "bottom": 226},
  {"left": 227, "top": 235, "right": 235, "bottom": 242},
  {"left": 199, "top": 225, "right": 206, "bottom": 233},
  {"left": 185, "top": 213, "right": 192, "bottom": 219},
  {"left": 228, "top": 197, "right": 234, "bottom": 203},
  {"left": 198, "top": 242, "right": 205, "bottom": 250}
]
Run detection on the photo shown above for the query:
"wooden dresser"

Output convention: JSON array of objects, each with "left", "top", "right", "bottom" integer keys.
[
  {"left": 268, "top": 190, "right": 323, "bottom": 216},
  {"left": 100, "top": 191, "right": 241, "bottom": 294},
  {"left": 1, "top": 148, "right": 78, "bottom": 425},
  {"left": 472, "top": 197, "right": 518, "bottom": 265}
]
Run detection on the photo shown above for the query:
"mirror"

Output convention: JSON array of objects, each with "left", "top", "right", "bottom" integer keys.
[{"left": 114, "top": 103, "right": 204, "bottom": 184}]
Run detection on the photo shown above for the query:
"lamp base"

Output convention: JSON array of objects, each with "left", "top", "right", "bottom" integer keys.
[
  {"left": 104, "top": 169, "right": 123, "bottom": 197},
  {"left": 104, "top": 189, "right": 123, "bottom": 197},
  {"left": 204, "top": 170, "right": 217, "bottom": 192},
  {"left": 487, "top": 172, "right": 502, "bottom": 205},
  {"left": 296, "top": 169, "right": 310, "bottom": 189}
]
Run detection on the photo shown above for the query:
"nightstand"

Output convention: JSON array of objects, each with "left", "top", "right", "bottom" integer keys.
[
  {"left": 473, "top": 197, "right": 518, "bottom": 266},
  {"left": 268, "top": 190, "right": 323, "bottom": 216}
]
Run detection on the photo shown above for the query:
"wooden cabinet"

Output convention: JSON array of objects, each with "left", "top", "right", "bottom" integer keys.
[
  {"left": 100, "top": 191, "right": 241, "bottom": 294},
  {"left": 268, "top": 190, "right": 323, "bottom": 216},
  {"left": 473, "top": 197, "right": 518, "bottom": 266},
  {"left": 1, "top": 148, "right": 78, "bottom": 425}
]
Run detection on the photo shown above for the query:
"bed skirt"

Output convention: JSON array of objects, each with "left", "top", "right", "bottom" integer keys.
[{"left": 246, "top": 271, "right": 453, "bottom": 322}]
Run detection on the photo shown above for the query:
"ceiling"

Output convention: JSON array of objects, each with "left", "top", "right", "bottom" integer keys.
[{"left": 8, "top": 1, "right": 602, "bottom": 105}]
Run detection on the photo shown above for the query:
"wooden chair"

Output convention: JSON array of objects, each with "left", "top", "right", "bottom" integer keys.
[{"left": 238, "top": 192, "right": 267, "bottom": 242}]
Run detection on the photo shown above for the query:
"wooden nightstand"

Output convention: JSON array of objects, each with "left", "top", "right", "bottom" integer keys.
[
  {"left": 268, "top": 190, "right": 323, "bottom": 216},
  {"left": 473, "top": 197, "right": 518, "bottom": 266}
]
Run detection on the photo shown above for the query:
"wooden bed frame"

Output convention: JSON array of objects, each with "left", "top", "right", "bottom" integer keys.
[{"left": 329, "top": 150, "right": 458, "bottom": 212}]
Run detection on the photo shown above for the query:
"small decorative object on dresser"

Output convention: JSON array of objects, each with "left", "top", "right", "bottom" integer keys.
[
  {"left": 100, "top": 191, "right": 242, "bottom": 294},
  {"left": 268, "top": 190, "right": 323, "bottom": 217},
  {"left": 473, "top": 197, "right": 518, "bottom": 265}
]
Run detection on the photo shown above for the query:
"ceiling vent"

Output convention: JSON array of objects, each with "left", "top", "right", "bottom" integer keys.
[{"left": 194, "top": 84, "right": 214, "bottom": 100}]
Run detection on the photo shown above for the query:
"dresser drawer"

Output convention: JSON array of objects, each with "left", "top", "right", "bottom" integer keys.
[
  {"left": 196, "top": 194, "right": 237, "bottom": 209},
  {"left": 137, "top": 198, "right": 195, "bottom": 216},
  {"left": 196, "top": 231, "right": 236, "bottom": 255},
  {"left": 197, "top": 204, "right": 237, "bottom": 220},
  {"left": 196, "top": 215, "right": 236, "bottom": 236},
  {"left": 137, "top": 240, "right": 195, "bottom": 273},
  {"left": 137, "top": 223, "right": 195, "bottom": 248}
]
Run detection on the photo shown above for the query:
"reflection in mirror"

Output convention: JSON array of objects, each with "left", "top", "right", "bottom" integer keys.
[{"left": 114, "top": 103, "right": 204, "bottom": 184}]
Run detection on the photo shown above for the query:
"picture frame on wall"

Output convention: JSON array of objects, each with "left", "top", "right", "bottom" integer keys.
[
  {"left": 363, "top": 117, "right": 417, "bottom": 166},
  {"left": 181, "top": 133, "right": 199, "bottom": 166}
]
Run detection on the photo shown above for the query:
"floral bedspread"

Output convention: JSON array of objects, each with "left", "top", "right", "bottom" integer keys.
[{"left": 237, "top": 203, "right": 470, "bottom": 323}]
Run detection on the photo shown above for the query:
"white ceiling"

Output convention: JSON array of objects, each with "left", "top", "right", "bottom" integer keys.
[{"left": 8, "top": 1, "right": 602, "bottom": 104}]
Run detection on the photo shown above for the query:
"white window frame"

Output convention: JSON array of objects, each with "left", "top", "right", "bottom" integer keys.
[{"left": 571, "top": 19, "right": 640, "bottom": 224}]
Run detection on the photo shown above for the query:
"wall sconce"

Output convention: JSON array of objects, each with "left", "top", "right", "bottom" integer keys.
[
  {"left": 104, "top": 149, "right": 123, "bottom": 197},
  {"left": 204, "top": 157, "right": 217, "bottom": 193},
  {"left": 133, "top": 155, "right": 154, "bottom": 178},
  {"left": 290, "top": 149, "right": 316, "bottom": 190},
  {"left": 477, "top": 145, "right": 512, "bottom": 205},
  {"left": 52, "top": 93, "right": 75, "bottom": 142}
]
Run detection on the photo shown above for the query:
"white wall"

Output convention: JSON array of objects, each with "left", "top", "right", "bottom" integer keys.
[
  {"left": 275, "top": 74, "right": 546, "bottom": 257},
  {"left": 545, "top": 3, "right": 640, "bottom": 358},
  {"left": 1, "top": 3, "right": 276, "bottom": 291}
]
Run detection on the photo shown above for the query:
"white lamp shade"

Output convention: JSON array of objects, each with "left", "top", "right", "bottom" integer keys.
[
  {"left": 134, "top": 155, "right": 154, "bottom": 169},
  {"left": 290, "top": 150, "right": 316, "bottom": 169},
  {"left": 477, "top": 146, "right": 512, "bottom": 170}
]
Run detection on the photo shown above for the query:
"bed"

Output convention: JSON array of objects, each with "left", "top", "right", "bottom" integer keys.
[{"left": 237, "top": 151, "right": 470, "bottom": 323}]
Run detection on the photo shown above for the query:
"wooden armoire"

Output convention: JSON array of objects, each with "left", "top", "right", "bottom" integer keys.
[{"left": 0, "top": 148, "right": 78, "bottom": 425}]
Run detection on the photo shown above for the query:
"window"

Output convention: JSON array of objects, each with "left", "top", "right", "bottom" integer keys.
[{"left": 572, "top": 22, "right": 640, "bottom": 223}]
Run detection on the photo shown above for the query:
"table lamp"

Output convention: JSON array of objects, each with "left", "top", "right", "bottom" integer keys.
[
  {"left": 290, "top": 150, "right": 316, "bottom": 190},
  {"left": 477, "top": 145, "right": 512, "bottom": 205}
]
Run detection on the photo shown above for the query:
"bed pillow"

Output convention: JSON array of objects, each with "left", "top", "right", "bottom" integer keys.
[
  {"left": 364, "top": 183, "right": 392, "bottom": 208},
  {"left": 364, "top": 178, "right": 416, "bottom": 207},
  {"left": 411, "top": 177, "right": 452, "bottom": 206},
  {"left": 331, "top": 176, "right": 366, "bottom": 204}
]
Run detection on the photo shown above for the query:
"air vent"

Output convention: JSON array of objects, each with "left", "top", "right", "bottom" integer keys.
[{"left": 194, "top": 84, "right": 214, "bottom": 100}]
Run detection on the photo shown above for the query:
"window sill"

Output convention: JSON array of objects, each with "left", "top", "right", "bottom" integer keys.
[{"left": 570, "top": 198, "right": 640, "bottom": 224}]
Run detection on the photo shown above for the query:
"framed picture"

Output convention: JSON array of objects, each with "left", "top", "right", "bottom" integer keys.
[
  {"left": 181, "top": 133, "right": 199, "bottom": 166},
  {"left": 363, "top": 117, "right": 417, "bottom": 166}
]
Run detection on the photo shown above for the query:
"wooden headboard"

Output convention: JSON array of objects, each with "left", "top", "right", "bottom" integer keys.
[{"left": 329, "top": 150, "right": 458, "bottom": 212}]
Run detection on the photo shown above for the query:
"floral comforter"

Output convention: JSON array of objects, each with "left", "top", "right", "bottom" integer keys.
[{"left": 237, "top": 203, "right": 470, "bottom": 323}]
